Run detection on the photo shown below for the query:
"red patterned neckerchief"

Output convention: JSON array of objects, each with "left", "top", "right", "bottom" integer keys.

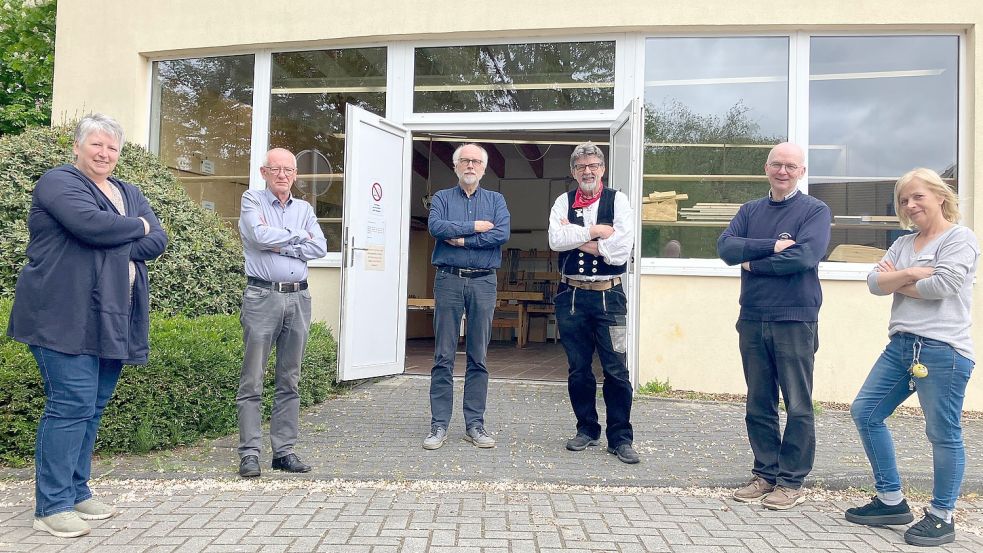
[{"left": 571, "top": 181, "right": 604, "bottom": 209}]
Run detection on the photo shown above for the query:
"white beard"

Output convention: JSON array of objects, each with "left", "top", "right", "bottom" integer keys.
[
  {"left": 578, "top": 181, "right": 599, "bottom": 195},
  {"left": 460, "top": 174, "right": 479, "bottom": 187}
]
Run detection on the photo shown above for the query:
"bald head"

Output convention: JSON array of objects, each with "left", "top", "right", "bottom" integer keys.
[
  {"left": 265, "top": 147, "right": 296, "bottom": 167},
  {"left": 764, "top": 142, "right": 806, "bottom": 199},
  {"left": 261, "top": 148, "right": 298, "bottom": 203},
  {"left": 767, "top": 142, "right": 805, "bottom": 165}
]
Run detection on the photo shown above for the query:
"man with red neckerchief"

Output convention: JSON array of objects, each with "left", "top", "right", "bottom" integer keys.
[{"left": 548, "top": 142, "right": 638, "bottom": 464}]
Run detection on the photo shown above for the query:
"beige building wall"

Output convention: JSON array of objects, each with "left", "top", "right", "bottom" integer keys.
[
  {"left": 51, "top": 1, "right": 983, "bottom": 408},
  {"left": 307, "top": 267, "right": 340, "bottom": 333},
  {"left": 636, "top": 276, "right": 983, "bottom": 409}
]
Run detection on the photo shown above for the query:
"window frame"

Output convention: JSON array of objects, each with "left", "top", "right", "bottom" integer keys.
[
  {"left": 144, "top": 30, "right": 967, "bottom": 275},
  {"left": 636, "top": 30, "right": 966, "bottom": 280}
]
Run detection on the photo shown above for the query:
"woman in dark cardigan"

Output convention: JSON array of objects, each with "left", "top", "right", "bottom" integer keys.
[{"left": 7, "top": 113, "right": 168, "bottom": 538}]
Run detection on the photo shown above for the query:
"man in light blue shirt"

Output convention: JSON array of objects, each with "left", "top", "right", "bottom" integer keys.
[
  {"left": 236, "top": 148, "right": 327, "bottom": 478},
  {"left": 424, "top": 143, "right": 510, "bottom": 450}
]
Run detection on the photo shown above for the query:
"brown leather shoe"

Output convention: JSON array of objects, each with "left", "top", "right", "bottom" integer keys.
[
  {"left": 762, "top": 485, "right": 807, "bottom": 510},
  {"left": 272, "top": 453, "right": 311, "bottom": 473},
  {"left": 732, "top": 475, "right": 775, "bottom": 502}
]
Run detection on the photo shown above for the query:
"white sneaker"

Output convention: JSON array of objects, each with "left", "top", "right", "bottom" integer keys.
[
  {"left": 34, "top": 511, "right": 91, "bottom": 538},
  {"left": 464, "top": 425, "right": 496, "bottom": 448},
  {"left": 75, "top": 498, "right": 117, "bottom": 520},
  {"left": 423, "top": 425, "right": 448, "bottom": 450}
]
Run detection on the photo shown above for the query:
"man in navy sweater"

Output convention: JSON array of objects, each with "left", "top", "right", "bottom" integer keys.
[{"left": 717, "top": 142, "right": 831, "bottom": 510}]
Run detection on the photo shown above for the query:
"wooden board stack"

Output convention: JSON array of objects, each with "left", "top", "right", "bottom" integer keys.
[
  {"left": 679, "top": 203, "right": 742, "bottom": 222},
  {"left": 641, "top": 190, "right": 688, "bottom": 222}
]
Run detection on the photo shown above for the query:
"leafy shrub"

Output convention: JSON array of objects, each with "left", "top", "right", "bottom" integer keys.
[
  {"left": 0, "top": 299, "right": 341, "bottom": 466},
  {"left": 638, "top": 377, "right": 673, "bottom": 395},
  {"left": 0, "top": 124, "right": 245, "bottom": 316}
]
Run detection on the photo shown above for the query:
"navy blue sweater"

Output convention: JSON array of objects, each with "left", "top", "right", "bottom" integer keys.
[
  {"left": 717, "top": 192, "right": 831, "bottom": 322},
  {"left": 7, "top": 165, "right": 168, "bottom": 364}
]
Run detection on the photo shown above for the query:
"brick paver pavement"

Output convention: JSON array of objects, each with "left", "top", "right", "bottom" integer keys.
[{"left": 1, "top": 375, "right": 981, "bottom": 552}]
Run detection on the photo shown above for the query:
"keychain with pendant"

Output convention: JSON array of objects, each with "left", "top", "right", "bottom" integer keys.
[{"left": 909, "top": 340, "right": 928, "bottom": 390}]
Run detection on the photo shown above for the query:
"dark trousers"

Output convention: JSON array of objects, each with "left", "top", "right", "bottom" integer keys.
[
  {"left": 737, "top": 319, "right": 818, "bottom": 489},
  {"left": 430, "top": 271, "right": 497, "bottom": 429},
  {"left": 555, "top": 283, "right": 633, "bottom": 447}
]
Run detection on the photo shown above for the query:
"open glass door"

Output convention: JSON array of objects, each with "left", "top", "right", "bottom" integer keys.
[
  {"left": 608, "top": 99, "right": 644, "bottom": 388},
  {"left": 337, "top": 104, "right": 412, "bottom": 381}
]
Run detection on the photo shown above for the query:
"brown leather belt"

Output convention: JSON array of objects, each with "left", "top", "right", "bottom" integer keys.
[{"left": 561, "top": 276, "right": 622, "bottom": 291}]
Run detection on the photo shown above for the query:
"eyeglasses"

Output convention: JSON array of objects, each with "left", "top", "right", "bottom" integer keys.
[
  {"left": 574, "top": 163, "right": 603, "bottom": 173},
  {"left": 767, "top": 162, "right": 801, "bottom": 173},
  {"left": 264, "top": 166, "right": 296, "bottom": 175},
  {"left": 456, "top": 158, "right": 484, "bottom": 167}
]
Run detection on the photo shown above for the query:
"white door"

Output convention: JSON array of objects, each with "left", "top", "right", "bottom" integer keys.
[
  {"left": 337, "top": 104, "right": 412, "bottom": 381},
  {"left": 608, "top": 99, "right": 644, "bottom": 388}
]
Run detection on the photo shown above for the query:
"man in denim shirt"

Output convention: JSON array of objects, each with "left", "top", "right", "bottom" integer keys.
[{"left": 423, "top": 143, "right": 511, "bottom": 450}]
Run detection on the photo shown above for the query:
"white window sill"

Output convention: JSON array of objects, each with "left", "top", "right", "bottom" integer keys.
[
  {"left": 639, "top": 258, "right": 872, "bottom": 281},
  {"left": 309, "top": 252, "right": 343, "bottom": 268}
]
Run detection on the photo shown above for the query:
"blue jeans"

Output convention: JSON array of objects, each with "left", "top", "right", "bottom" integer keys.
[
  {"left": 430, "top": 271, "right": 497, "bottom": 429},
  {"left": 851, "top": 332, "right": 974, "bottom": 511},
  {"left": 555, "top": 283, "right": 633, "bottom": 447},
  {"left": 737, "top": 320, "right": 818, "bottom": 489},
  {"left": 30, "top": 346, "right": 123, "bottom": 517}
]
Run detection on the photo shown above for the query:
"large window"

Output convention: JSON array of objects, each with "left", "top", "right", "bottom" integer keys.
[
  {"left": 147, "top": 34, "right": 961, "bottom": 268},
  {"left": 638, "top": 34, "right": 959, "bottom": 262},
  {"left": 151, "top": 55, "right": 255, "bottom": 225},
  {"left": 269, "top": 47, "right": 387, "bottom": 251},
  {"left": 413, "top": 41, "right": 615, "bottom": 113},
  {"left": 809, "top": 36, "right": 959, "bottom": 260},
  {"left": 641, "top": 37, "right": 789, "bottom": 259}
]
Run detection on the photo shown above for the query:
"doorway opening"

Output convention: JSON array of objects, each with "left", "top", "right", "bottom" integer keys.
[{"left": 403, "top": 130, "right": 608, "bottom": 382}]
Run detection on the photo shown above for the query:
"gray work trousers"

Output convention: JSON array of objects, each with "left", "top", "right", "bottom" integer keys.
[{"left": 237, "top": 284, "right": 312, "bottom": 459}]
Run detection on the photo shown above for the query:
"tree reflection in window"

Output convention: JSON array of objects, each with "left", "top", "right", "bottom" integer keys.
[
  {"left": 641, "top": 36, "right": 789, "bottom": 259},
  {"left": 269, "top": 47, "right": 387, "bottom": 252},
  {"left": 414, "top": 41, "right": 615, "bottom": 112},
  {"left": 152, "top": 55, "right": 255, "bottom": 224}
]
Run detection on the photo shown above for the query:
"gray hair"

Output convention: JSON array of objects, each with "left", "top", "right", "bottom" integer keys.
[
  {"left": 74, "top": 113, "right": 125, "bottom": 148},
  {"left": 452, "top": 143, "right": 488, "bottom": 165},
  {"left": 570, "top": 142, "right": 605, "bottom": 172}
]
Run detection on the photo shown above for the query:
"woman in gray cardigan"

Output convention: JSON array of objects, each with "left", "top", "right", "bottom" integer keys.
[{"left": 845, "top": 168, "right": 978, "bottom": 547}]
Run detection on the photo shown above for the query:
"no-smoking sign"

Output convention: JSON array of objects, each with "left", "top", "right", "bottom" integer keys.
[{"left": 371, "top": 182, "right": 383, "bottom": 201}]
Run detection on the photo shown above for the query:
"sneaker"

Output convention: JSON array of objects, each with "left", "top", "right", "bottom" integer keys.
[
  {"left": 732, "top": 476, "right": 775, "bottom": 503},
  {"left": 33, "top": 511, "right": 90, "bottom": 538},
  {"left": 464, "top": 425, "right": 496, "bottom": 448},
  {"left": 845, "top": 497, "right": 914, "bottom": 526},
  {"left": 566, "top": 433, "right": 600, "bottom": 451},
  {"left": 239, "top": 454, "right": 261, "bottom": 478},
  {"left": 607, "top": 443, "right": 640, "bottom": 464},
  {"left": 762, "top": 485, "right": 808, "bottom": 510},
  {"left": 423, "top": 425, "right": 448, "bottom": 450},
  {"left": 74, "top": 498, "right": 117, "bottom": 521},
  {"left": 904, "top": 509, "right": 955, "bottom": 547}
]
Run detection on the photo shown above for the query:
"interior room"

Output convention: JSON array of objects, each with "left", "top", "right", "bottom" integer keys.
[{"left": 402, "top": 131, "right": 608, "bottom": 381}]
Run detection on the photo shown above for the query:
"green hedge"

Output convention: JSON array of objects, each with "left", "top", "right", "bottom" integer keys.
[
  {"left": 0, "top": 124, "right": 245, "bottom": 316},
  {"left": 0, "top": 300, "right": 340, "bottom": 466}
]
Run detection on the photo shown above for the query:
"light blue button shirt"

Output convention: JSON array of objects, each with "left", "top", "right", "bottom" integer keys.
[{"left": 239, "top": 188, "right": 327, "bottom": 282}]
